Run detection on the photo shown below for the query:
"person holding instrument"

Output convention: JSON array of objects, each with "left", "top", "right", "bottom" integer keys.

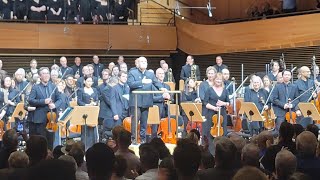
[
  {"left": 244, "top": 75, "right": 269, "bottom": 135},
  {"left": 272, "top": 70, "right": 299, "bottom": 132},
  {"left": 203, "top": 73, "right": 230, "bottom": 155},
  {"left": 77, "top": 76, "right": 99, "bottom": 149},
  {"left": 180, "top": 55, "right": 200, "bottom": 81},
  {"left": 29, "top": 67, "right": 61, "bottom": 150},
  {"left": 267, "top": 61, "right": 280, "bottom": 82}
]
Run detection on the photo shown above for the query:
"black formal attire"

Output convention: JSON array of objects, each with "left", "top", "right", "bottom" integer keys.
[
  {"left": 46, "top": 0, "right": 63, "bottom": 21},
  {"left": 113, "top": 0, "right": 128, "bottom": 24},
  {"left": 92, "top": 63, "right": 104, "bottom": 79},
  {"left": 65, "top": 0, "right": 78, "bottom": 22},
  {"left": 127, "top": 68, "right": 163, "bottom": 143},
  {"left": 76, "top": 76, "right": 98, "bottom": 88},
  {"left": 53, "top": 91, "right": 69, "bottom": 148},
  {"left": 59, "top": 66, "right": 74, "bottom": 78},
  {"left": 71, "top": 64, "right": 83, "bottom": 77},
  {"left": 271, "top": 82, "right": 299, "bottom": 131},
  {"left": 98, "top": 82, "right": 113, "bottom": 138},
  {"left": 203, "top": 87, "right": 229, "bottom": 155},
  {"left": 267, "top": 71, "right": 278, "bottom": 82},
  {"left": 28, "top": 81, "right": 61, "bottom": 150},
  {"left": 213, "top": 64, "right": 228, "bottom": 73},
  {"left": 110, "top": 83, "right": 129, "bottom": 128},
  {"left": 180, "top": 64, "right": 200, "bottom": 81},
  {"left": 244, "top": 88, "right": 269, "bottom": 135},
  {"left": 13, "top": 0, "right": 28, "bottom": 20},
  {"left": 78, "top": 0, "right": 91, "bottom": 21},
  {"left": 4, "top": 88, "right": 21, "bottom": 127},
  {"left": 28, "top": 0, "right": 46, "bottom": 21},
  {"left": 0, "top": 0, "right": 13, "bottom": 20},
  {"left": 77, "top": 87, "right": 99, "bottom": 150},
  {"left": 97, "top": 2, "right": 111, "bottom": 22},
  {"left": 296, "top": 154, "right": 320, "bottom": 180}
]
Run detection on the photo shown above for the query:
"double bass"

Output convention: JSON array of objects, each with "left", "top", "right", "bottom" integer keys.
[{"left": 210, "top": 107, "right": 223, "bottom": 137}]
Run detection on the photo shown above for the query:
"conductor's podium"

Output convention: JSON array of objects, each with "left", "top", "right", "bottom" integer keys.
[{"left": 129, "top": 143, "right": 176, "bottom": 157}]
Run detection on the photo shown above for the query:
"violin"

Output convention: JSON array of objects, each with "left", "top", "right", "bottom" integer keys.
[
  {"left": 46, "top": 109, "right": 58, "bottom": 132},
  {"left": 210, "top": 107, "right": 224, "bottom": 137},
  {"left": 260, "top": 97, "right": 275, "bottom": 131},
  {"left": 158, "top": 100, "right": 177, "bottom": 144},
  {"left": 285, "top": 98, "right": 296, "bottom": 124}
]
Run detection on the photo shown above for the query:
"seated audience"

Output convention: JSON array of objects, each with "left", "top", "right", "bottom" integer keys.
[
  {"left": 69, "top": 144, "right": 89, "bottom": 180},
  {"left": 0, "top": 129, "right": 18, "bottom": 169},
  {"left": 199, "top": 151, "right": 214, "bottom": 170},
  {"left": 275, "top": 149, "right": 297, "bottom": 180},
  {"left": 306, "top": 124, "right": 319, "bottom": 140},
  {"left": 58, "top": 155, "right": 78, "bottom": 172},
  {"left": 111, "top": 155, "right": 128, "bottom": 180},
  {"left": 28, "top": 0, "right": 46, "bottom": 21},
  {"left": 149, "top": 138, "right": 171, "bottom": 160},
  {"left": 159, "top": 156, "right": 177, "bottom": 180},
  {"left": 257, "top": 131, "right": 274, "bottom": 158},
  {"left": 232, "top": 166, "right": 268, "bottom": 180},
  {"left": 293, "top": 124, "right": 304, "bottom": 140},
  {"left": 25, "top": 135, "right": 48, "bottom": 167},
  {"left": 52, "top": 145, "right": 64, "bottom": 159},
  {"left": 241, "top": 143, "right": 260, "bottom": 168},
  {"left": 135, "top": 144, "right": 159, "bottom": 180}
]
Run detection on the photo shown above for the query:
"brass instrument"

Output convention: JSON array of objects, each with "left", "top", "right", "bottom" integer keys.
[
  {"left": 191, "top": 65, "right": 197, "bottom": 81},
  {"left": 168, "top": 68, "right": 173, "bottom": 82}
]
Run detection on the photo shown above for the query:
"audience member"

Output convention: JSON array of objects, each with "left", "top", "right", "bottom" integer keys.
[
  {"left": 59, "top": 155, "right": 78, "bottom": 172},
  {"left": 86, "top": 143, "right": 115, "bottom": 180},
  {"left": 111, "top": 155, "right": 128, "bottom": 180},
  {"left": 277, "top": 122, "right": 296, "bottom": 154},
  {"left": 293, "top": 124, "right": 304, "bottom": 140},
  {"left": 296, "top": 131, "right": 320, "bottom": 180},
  {"left": 241, "top": 143, "right": 260, "bottom": 168},
  {"left": 198, "top": 137, "right": 238, "bottom": 180},
  {"left": 0, "top": 129, "right": 18, "bottom": 169},
  {"left": 229, "top": 134, "right": 246, "bottom": 168},
  {"left": 52, "top": 145, "right": 64, "bottom": 159},
  {"left": 159, "top": 156, "right": 177, "bottom": 180},
  {"left": 257, "top": 131, "right": 274, "bottom": 158},
  {"left": 289, "top": 172, "right": 311, "bottom": 180},
  {"left": 199, "top": 151, "right": 214, "bottom": 170},
  {"left": 174, "top": 139, "right": 201, "bottom": 180},
  {"left": 149, "top": 138, "right": 171, "bottom": 160},
  {"left": 0, "top": 151, "right": 29, "bottom": 180},
  {"left": 69, "top": 145, "right": 89, "bottom": 180},
  {"left": 275, "top": 149, "right": 297, "bottom": 180},
  {"left": 306, "top": 124, "right": 319, "bottom": 140},
  {"left": 232, "top": 166, "right": 268, "bottom": 180},
  {"left": 135, "top": 144, "right": 159, "bottom": 180},
  {"left": 25, "top": 135, "right": 48, "bottom": 167}
]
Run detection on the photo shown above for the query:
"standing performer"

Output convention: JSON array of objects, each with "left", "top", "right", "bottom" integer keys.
[
  {"left": 272, "top": 70, "right": 299, "bottom": 131},
  {"left": 213, "top": 56, "right": 228, "bottom": 73},
  {"left": 26, "top": 59, "right": 38, "bottom": 82},
  {"left": 267, "top": 61, "right": 280, "bottom": 82},
  {"left": 127, "top": 57, "right": 164, "bottom": 144},
  {"left": 203, "top": 73, "right": 230, "bottom": 155},
  {"left": 244, "top": 75, "right": 269, "bottom": 135},
  {"left": 294, "top": 66, "right": 314, "bottom": 103},
  {"left": 180, "top": 55, "right": 200, "bottom": 81},
  {"left": 28, "top": 67, "right": 61, "bottom": 150}
]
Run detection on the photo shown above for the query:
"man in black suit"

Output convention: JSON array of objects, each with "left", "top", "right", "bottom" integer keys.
[
  {"left": 71, "top": 57, "right": 83, "bottom": 79},
  {"left": 92, "top": 55, "right": 104, "bottom": 79},
  {"left": 110, "top": 71, "right": 130, "bottom": 128},
  {"left": 59, "top": 56, "right": 74, "bottom": 78},
  {"left": 213, "top": 56, "right": 228, "bottom": 73},
  {"left": 198, "top": 137, "right": 238, "bottom": 180},
  {"left": 180, "top": 55, "right": 200, "bottom": 81},
  {"left": 127, "top": 57, "right": 165, "bottom": 143},
  {"left": 28, "top": 67, "right": 61, "bottom": 150}
]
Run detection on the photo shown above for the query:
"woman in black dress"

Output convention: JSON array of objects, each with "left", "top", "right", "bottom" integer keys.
[
  {"left": 78, "top": 0, "right": 91, "bottom": 23},
  {"left": 13, "top": 0, "right": 28, "bottom": 20},
  {"left": 65, "top": 0, "right": 78, "bottom": 23},
  {"left": 203, "top": 73, "right": 230, "bottom": 155},
  {"left": 46, "top": 0, "right": 63, "bottom": 21},
  {"left": 113, "top": 0, "right": 128, "bottom": 24},
  {"left": 77, "top": 76, "right": 99, "bottom": 150},
  {"left": 97, "top": 0, "right": 112, "bottom": 23}
]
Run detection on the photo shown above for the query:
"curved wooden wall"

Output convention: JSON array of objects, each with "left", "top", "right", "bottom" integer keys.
[
  {"left": 176, "top": 13, "right": 320, "bottom": 55},
  {"left": 0, "top": 23, "right": 177, "bottom": 51}
]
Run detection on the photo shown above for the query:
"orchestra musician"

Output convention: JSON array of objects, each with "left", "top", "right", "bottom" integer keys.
[
  {"left": 263, "top": 75, "right": 272, "bottom": 92},
  {"left": 50, "top": 70, "right": 60, "bottom": 85},
  {"left": 294, "top": 66, "right": 314, "bottom": 103},
  {"left": 180, "top": 55, "right": 200, "bottom": 81},
  {"left": 311, "top": 65, "right": 320, "bottom": 82},
  {"left": 151, "top": 68, "right": 171, "bottom": 138},
  {"left": 127, "top": 57, "right": 165, "bottom": 144},
  {"left": 2, "top": 76, "right": 21, "bottom": 129},
  {"left": 162, "top": 63, "right": 175, "bottom": 83},
  {"left": 181, "top": 78, "right": 198, "bottom": 137},
  {"left": 64, "top": 74, "right": 77, "bottom": 98},
  {"left": 110, "top": 71, "right": 130, "bottom": 131},
  {"left": 92, "top": 55, "right": 104, "bottom": 79},
  {"left": 267, "top": 61, "right": 280, "bottom": 82},
  {"left": 271, "top": 70, "right": 299, "bottom": 131},
  {"left": 276, "top": 72, "right": 283, "bottom": 84},
  {"left": 244, "top": 75, "right": 269, "bottom": 135},
  {"left": 213, "top": 56, "right": 228, "bottom": 73},
  {"left": 222, "top": 68, "right": 233, "bottom": 95},
  {"left": 28, "top": 67, "right": 61, "bottom": 150},
  {"left": 120, "top": 63, "right": 128, "bottom": 73},
  {"left": 112, "top": 66, "right": 120, "bottom": 77},
  {"left": 203, "top": 73, "right": 230, "bottom": 154},
  {"left": 77, "top": 76, "right": 99, "bottom": 149},
  {"left": 26, "top": 59, "right": 38, "bottom": 82},
  {"left": 14, "top": 68, "right": 28, "bottom": 92},
  {"left": 77, "top": 66, "right": 98, "bottom": 88},
  {"left": 71, "top": 57, "right": 83, "bottom": 79},
  {"left": 59, "top": 57, "right": 74, "bottom": 78}
]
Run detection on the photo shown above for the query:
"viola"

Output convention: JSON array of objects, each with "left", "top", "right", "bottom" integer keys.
[
  {"left": 210, "top": 107, "right": 224, "bottom": 137},
  {"left": 158, "top": 100, "right": 177, "bottom": 144},
  {"left": 260, "top": 97, "right": 275, "bottom": 131},
  {"left": 285, "top": 98, "right": 296, "bottom": 124},
  {"left": 46, "top": 109, "right": 58, "bottom": 132}
]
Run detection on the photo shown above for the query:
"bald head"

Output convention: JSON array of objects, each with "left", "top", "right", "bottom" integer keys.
[
  {"left": 138, "top": 57, "right": 148, "bottom": 70},
  {"left": 300, "top": 66, "right": 311, "bottom": 80},
  {"left": 229, "top": 134, "right": 246, "bottom": 153},
  {"left": 275, "top": 149, "right": 297, "bottom": 179},
  {"left": 296, "top": 131, "right": 318, "bottom": 157},
  {"left": 60, "top": 56, "right": 67, "bottom": 67}
]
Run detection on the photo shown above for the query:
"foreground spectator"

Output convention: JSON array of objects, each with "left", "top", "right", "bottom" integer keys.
[
  {"left": 111, "top": 155, "right": 128, "bottom": 180},
  {"left": 0, "top": 129, "right": 18, "bottom": 169},
  {"left": 69, "top": 145, "right": 89, "bottom": 180},
  {"left": 233, "top": 166, "right": 268, "bottom": 180},
  {"left": 275, "top": 149, "right": 297, "bottom": 180},
  {"left": 86, "top": 143, "right": 115, "bottom": 180},
  {"left": 25, "top": 135, "right": 48, "bottom": 167},
  {"left": 135, "top": 144, "right": 159, "bottom": 180}
]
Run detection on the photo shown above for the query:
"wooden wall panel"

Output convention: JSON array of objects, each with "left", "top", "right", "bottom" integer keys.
[
  {"left": 0, "top": 23, "right": 177, "bottom": 51},
  {"left": 176, "top": 13, "right": 320, "bottom": 55}
]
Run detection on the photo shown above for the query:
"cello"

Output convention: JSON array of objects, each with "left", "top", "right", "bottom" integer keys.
[
  {"left": 285, "top": 98, "right": 296, "bottom": 124},
  {"left": 158, "top": 100, "right": 177, "bottom": 144},
  {"left": 260, "top": 97, "right": 275, "bottom": 131},
  {"left": 210, "top": 107, "right": 223, "bottom": 137}
]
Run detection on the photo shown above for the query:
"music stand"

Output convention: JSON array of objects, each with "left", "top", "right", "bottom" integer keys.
[
  {"left": 179, "top": 80, "right": 184, "bottom": 91},
  {"left": 164, "top": 82, "right": 175, "bottom": 91},
  {"left": 147, "top": 105, "right": 160, "bottom": 125},
  {"left": 9, "top": 103, "right": 27, "bottom": 123},
  {"left": 68, "top": 106, "right": 100, "bottom": 149},
  {"left": 181, "top": 102, "right": 205, "bottom": 123},
  {"left": 298, "top": 103, "right": 320, "bottom": 121},
  {"left": 240, "top": 102, "right": 264, "bottom": 121}
]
